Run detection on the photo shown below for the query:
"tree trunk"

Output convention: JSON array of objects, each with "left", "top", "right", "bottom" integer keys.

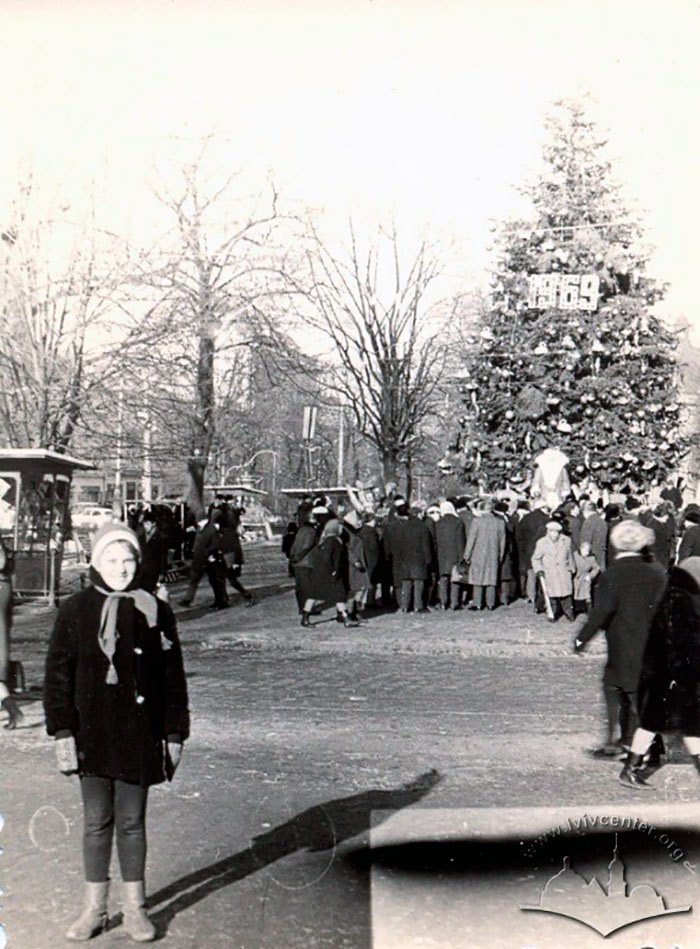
[
  {"left": 186, "top": 456, "right": 207, "bottom": 521},
  {"left": 382, "top": 449, "right": 399, "bottom": 489}
]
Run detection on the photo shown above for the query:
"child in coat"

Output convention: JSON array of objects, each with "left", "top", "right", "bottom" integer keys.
[{"left": 573, "top": 540, "right": 600, "bottom": 614}]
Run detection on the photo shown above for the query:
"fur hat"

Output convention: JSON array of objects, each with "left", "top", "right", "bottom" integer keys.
[
  {"left": 609, "top": 520, "right": 655, "bottom": 553},
  {"left": 90, "top": 522, "right": 141, "bottom": 571}
]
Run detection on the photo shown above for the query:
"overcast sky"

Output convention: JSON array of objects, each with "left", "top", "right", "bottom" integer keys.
[{"left": 1, "top": 0, "right": 698, "bottom": 338}]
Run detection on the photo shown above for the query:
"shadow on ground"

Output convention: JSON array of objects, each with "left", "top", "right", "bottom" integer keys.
[{"left": 129, "top": 769, "right": 442, "bottom": 939}]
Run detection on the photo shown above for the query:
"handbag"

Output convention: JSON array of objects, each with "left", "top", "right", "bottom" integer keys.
[
  {"left": 8, "top": 659, "right": 25, "bottom": 694},
  {"left": 451, "top": 561, "right": 468, "bottom": 583}
]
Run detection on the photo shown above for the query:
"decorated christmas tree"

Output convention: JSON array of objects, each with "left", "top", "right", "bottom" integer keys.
[{"left": 453, "top": 99, "right": 690, "bottom": 495}]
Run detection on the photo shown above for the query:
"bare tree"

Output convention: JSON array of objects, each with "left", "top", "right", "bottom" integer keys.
[
  {"left": 0, "top": 178, "right": 132, "bottom": 452},
  {"left": 297, "top": 221, "right": 452, "bottom": 487},
  {"left": 129, "top": 155, "right": 299, "bottom": 516}
]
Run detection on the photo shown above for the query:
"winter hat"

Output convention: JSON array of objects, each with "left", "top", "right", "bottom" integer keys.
[
  {"left": 439, "top": 500, "right": 457, "bottom": 517},
  {"left": 546, "top": 520, "right": 563, "bottom": 532},
  {"left": 90, "top": 522, "right": 141, "bottom": 571},
  {"left": 311, "top": 505, "right": 329, "bottom": 515},
  {"left": 609, "top": 520, "right": 655, "bottom": 553}
]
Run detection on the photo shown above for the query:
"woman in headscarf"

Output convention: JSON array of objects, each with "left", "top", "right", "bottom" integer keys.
[
  {"left": 301, "top": 519, "right": 359, "bottom": 628},
  {"left": 434, "top": 500, "right": 466, "bottom": 610},
  {"left": 620, "top": 556, "right": 700, "bottom": 789},
  {"left": 44, "top": 522, "right": 189, "bottom": 942}
]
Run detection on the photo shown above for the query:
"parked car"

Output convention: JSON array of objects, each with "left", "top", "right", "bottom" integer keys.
[{"left": 71, "top": 505, "right": 114, "bottom": 531}]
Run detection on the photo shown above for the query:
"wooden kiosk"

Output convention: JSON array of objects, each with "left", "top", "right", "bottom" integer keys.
[{"left": 0, "top": 449, "right": 95, "bottom": 600}]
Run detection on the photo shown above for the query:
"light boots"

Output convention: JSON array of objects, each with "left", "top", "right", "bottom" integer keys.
[
  {"left": 121, "top": 881, "right": 155, "bottom": 942},
  {"left": 65, "top": 881, "right": 109, "bottom": 941}
]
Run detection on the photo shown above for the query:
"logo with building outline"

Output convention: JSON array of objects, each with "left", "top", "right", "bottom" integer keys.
[{"left": 520, "top": 834, "right": 692, "bottom": 936}]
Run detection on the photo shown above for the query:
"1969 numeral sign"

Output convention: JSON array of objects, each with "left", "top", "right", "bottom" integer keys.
[{"left": 528, "top": 273, "right": 599, "bottom": 311}]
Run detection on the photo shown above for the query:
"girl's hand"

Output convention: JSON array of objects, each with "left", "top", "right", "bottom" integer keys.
[
  {"left": 55, "top": 736, "right": 79, "bottom": 775},
  {"left": 166, "top": 742, "right": 183, "bottom": 777}
]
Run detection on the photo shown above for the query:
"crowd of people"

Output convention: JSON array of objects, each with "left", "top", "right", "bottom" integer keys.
[{"left": 281, "top": 482, "right": 700, "bottom": 629}]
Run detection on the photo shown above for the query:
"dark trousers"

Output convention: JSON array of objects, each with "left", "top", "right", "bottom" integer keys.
[
  {"left": 471, "top": 584, "right": 496, "bottom": 609},
  {"left": 224, "top": 553, "right": 251, "bottom": 599},
  {"left": 550, "top": 595, "right": 575, "bottom": 621},
  {"left": 400, "top": 579, "right": 425, "bottom": 611},
  {"left": 499, "top": 579, "right": 517, "bottom": 606},
  {"left": 185, "top": 563, "right": 227, "bottom": 607},
  {"left": 438, "top": 576, "right": 461, "bottom": 609},
  {"left": 80, "top": 777, "right": 149, "bottom": 882},
  {"left": 603, "top": 682, "right": 639, "bottom": 747}
]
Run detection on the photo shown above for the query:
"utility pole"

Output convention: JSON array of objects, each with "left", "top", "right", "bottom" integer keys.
[
  {"left": 114, "top": 380, "right": 124, "bottom": 506},
  {"left": 337, "top": 404, "right": 345, "bottom": 485}
]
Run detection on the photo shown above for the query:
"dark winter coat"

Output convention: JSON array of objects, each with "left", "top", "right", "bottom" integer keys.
[
  {"left": 44, "top": 588, "right": 189, "bottom": 787},
  {"left": 641, "top": 513, "right": 677, "bottom": 569},
  {"left": 382, "top": 516, "right": 433, "bottom": 582},
  {"left": 137, "top": 525, "right": 168, "bottom": 593},
  {"left": 289, "top": 524, "right": 318, "bottom": 569},
  {"left": 346, "top": 527, "right": 368, "bottom": 595},
  {"left": 191, "top": 522, "right": 223, "bottom": 574},
  {"left": 576, "top": 555, "right": 668, "bottom": 690},
  {"left": 435, "top": 514, "right": 466, "bottom": 576},
  {"left": 638, "top": 564, "right": 700, "bottom": 735},
  {"left": 496, "top": 512, "right": 517, "bottom": 583},
  {"left": 358, "top": 524, "right": 382, "bottom": 584},
  {"left": 679, "top": 524, "right": 700, "bottom": 562},
  {"left": 306, "top": 536, "right": 348, "bottom": 603},
  {"left": 220, "top": 507, "right": 245, "bottom": 564},
  {"left": 515, "top": 509, "right": 549, "bottom": 572},
  {"left": 464, "top": 513, "right": 506, "bottom": 587},
  {"left": 580, "top": 513, "right": 608, "bottom": 569}
]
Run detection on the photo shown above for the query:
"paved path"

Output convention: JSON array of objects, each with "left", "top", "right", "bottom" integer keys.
[{"left": 2, "top": 552, "right": 696, "bottom": 948}]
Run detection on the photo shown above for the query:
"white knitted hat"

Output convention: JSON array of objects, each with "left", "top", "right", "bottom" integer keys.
[{"left": 90, "top": 522, "right": 142, "bottom": 570}]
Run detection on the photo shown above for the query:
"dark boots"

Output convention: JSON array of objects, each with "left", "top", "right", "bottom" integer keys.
[
  {"left": 300, "top": 611, "right": 311, "bottom": 628},
  {"left": 619, "top": 752, "right": 652, "bottom": 790}
]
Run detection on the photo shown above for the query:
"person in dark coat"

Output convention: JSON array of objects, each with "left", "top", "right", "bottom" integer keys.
[
  {"left": 515, "top": 499, "right": 549, "bottom": 610},
  {"left": 43, "top": 522, "right": 189, "bottom": 942},
  {"left": 620, "top": 556, "right": 700, "bottom": 789},
  {"left": 435, "top": 501, "right": 466, "bottom": 610},
  {"left": 301, "top": 520, "right": 359, "bottom": 627},
  {"left": 580, "top": 500, "right": 608, "bottom": 570},
  {"left": 136, "top": 510, "right": 168, "bottom": 594},
  {"left": 678, "top": 508, "right": 700, "bottom": 561},
  {"left": 494, "top": 501, "right": 518, "bottom": 606},
  {"left": 343, "top": 511, "right": 370, "bottom": 621},
  {"left": 574, "top": 520, "right": 667, "bottom": 758},
  {"left": 641, "top": 502, "right": 677, "bottom": 569},
  {"left": 358, "top": 513, "right": 382, "bottom": 608},
  {"left": 289, "top": 513, "right": 319, "bottom": 613},
  {"left": 425, "top": 505, "right": 441, "bottom": 607},
  {"left": 382, "top": 504, "right": 433, "bottom": 612},
  {"left": 220, "top": 501, "right": 255, "bottom": 606},
  {"left": 281, "top": 521, "right": 298, "bottom": 576},
  {"left": 179, "top": 510, "right": 228, "bottom": 610}
]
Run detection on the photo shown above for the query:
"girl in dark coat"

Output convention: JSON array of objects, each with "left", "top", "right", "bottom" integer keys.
[
  {"left": 620, "top": 557, "right": 700, "bottom": 789},
  {"left": 44, "top": 522, "right": 189, "bottom": 942},
  {"left": 301, "top": 520, "right": 359, "bottom": 627},
  {"left": 289, "top": 515, "right": 318, "bottom": 614}
]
